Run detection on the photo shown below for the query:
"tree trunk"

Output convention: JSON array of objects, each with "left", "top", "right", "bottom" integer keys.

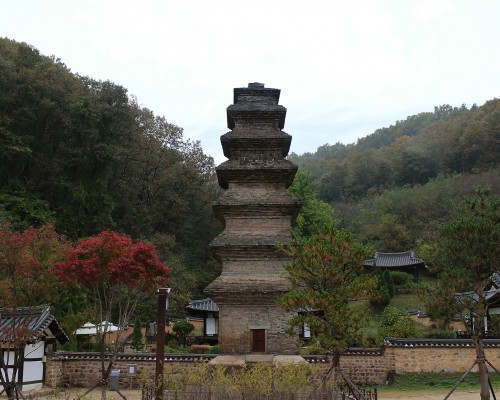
[
  {"left": 475, "top": 286, "right": 491, "bottom": 400},
  {"left": 475, "top": 337, "right": 490, "bottom": 400},
  {"left": 100, "top": 337, "right": 108, "bottom": 400},
  {"left": 5, "top": 384, "right": 15, "bottom": 400},
  {"left": 331, "top": 351, "right": 340, "bottom": 400}
]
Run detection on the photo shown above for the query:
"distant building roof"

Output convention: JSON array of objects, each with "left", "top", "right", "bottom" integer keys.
[
  {"left": 364, "top": 251, "right": 425, "bottom": 268},
  {"left": 454, "top": 289, "right": 500, "bottom": 303},
  {"left": 187, "top": 298, "right": 219, "bottom": 313},
  {"left": 456, "top": 271, "right": 500, "bottom": 306},
  {"left": 383, "top": 337, "right": 500, "bottom": 348},
  {"left": 0, "top": 306, "right": 68, "bottom": 344},
  {"left": 491, "top": 272, "right": 500, "bottom": 289},
  {"left": 75, "top": 321, "right": 120, "bottom": 335}
]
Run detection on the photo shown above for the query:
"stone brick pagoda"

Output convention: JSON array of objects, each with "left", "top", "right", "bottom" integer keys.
[{"left": 205, "top": 83, "right": 302, "bottom": 356}]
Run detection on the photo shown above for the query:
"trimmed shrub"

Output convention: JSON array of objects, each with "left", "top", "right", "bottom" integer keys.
[
  {"left": 188, "top": 344, "right": 210, "bottom": 354},
  {"left": 426, "top": 329, "right": 455, "bottom": 339},
  {"left": 173, "top": 320, "right": 195, "bottom": 346},
  {"left": 390, "top": 271, "right": 411, "bottom": 286}
]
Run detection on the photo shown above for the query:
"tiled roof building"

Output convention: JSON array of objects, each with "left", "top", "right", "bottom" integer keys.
[
  {"left": 0, "top": 306, "right": 67, "bottom": 391},
  {"left": 364, "top": 251, "right": 426, "bottom": 281}
]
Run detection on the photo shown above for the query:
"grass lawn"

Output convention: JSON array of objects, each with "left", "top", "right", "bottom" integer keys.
[
  {"left": 389, "top": 291, "right": 425, "bottom": 312},
  {"left": 376, "top": 372, "right": 500, "bottom": 393}
]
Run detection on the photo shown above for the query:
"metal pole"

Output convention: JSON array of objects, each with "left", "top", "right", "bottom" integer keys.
[{"left": 155, "top": 288, "right": 170, "bottom": 400}]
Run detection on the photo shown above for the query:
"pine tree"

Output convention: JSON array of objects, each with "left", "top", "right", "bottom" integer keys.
[
  {"left": 438, "top": 186, "right": 500, "bottom": 400},
  {"left": 130, "top": 317, "right": 144, "bottom": 351}
]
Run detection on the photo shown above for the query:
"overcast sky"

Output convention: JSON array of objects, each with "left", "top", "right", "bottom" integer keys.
[{"left": 2, "top": 0, "right": 500, "bottom": 164}]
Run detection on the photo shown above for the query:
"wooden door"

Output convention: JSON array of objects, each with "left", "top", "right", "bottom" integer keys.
[{"left": 252, "top": 329, "right": 266, "bottom": 352}]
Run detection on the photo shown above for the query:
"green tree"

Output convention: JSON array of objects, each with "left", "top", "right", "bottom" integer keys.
[
  {"left": 370, "top": 269, "right": 395, "bottom": 308},
  {"left": 383, "top": 269, "right": 396, "bottom": 298},
  {"left": 278, "top": 222, "right": 375, "bottom": 353},
  {"left": 288, "top": 171, "right": 334, "bottom": 238},
  {"left": 0, "top": 38, "right": 220, "bottom": 305},
  {"left": 434, "top": 186, "right": 500, "bottom": 400},
  {"left": 173, "top": 320, "right": 195, "bottom": 347},
  {"left": 413, "top": 263, "right": 460, "bottom": 330},
  {"left": 278, "top": 223, "right": 376, "bottom": 396},
  {"left": 130, "top": 317, "right": 144, "bottom": 351}
]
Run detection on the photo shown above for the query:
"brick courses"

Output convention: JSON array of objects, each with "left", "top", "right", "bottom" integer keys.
[{"left": 205, "top": 83, "right": 301, "bottom": 355}]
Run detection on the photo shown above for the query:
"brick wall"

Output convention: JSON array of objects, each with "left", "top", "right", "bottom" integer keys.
[{"left": 217, "top": 304, "right": 299, "bottom": 354}]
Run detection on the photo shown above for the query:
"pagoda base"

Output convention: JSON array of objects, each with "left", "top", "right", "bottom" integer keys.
[{"left": 209, "top": 354, "right": 306, "bottom": 366}]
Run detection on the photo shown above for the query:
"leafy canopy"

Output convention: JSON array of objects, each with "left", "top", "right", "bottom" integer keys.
[
  {"left": 439, "top": 186, "right": 500, "bottom": 292},
  {"left": 0, "top": 222, "right": 69, "bottom": 400},
  {"left": 0, "top": 222, "right": 69, "bottom": 307},
  {"left": 51, "top": 230, "right": 171, "bottom": 393},
  {"left": 52, "top": 230, "right": 170, "bottom": 291}
]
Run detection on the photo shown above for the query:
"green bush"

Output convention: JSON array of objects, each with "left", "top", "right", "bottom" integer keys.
[
  {"left": 380, "top": 316, "right": 422, "bottom": 340},
  {"left": 370, "top": 271, "right": 395, "bottom": 306},
  {"left": 383, "top": 270, "right": 396, "bottom": 297},
  {"left": 300, "top": 343, "right": 327, "bottom": 355},
  {"left": 165, "top": 345, "right": 188, "bottom": 354},
  {"left": 167, "top": 338, "right": 180, "bottom": 348},
  {"left": 390, "top": 271, "right": 411, "bottom": 286},
  {"left": 378, "top": 306, "right": 422, "bottom": 341},
  {"left": 173, "top": 320, "right": 195, "bottom": 346},
  {"left": 370, "top": 281, "right": 391, "bottom": 306},
  {"left": 379, "top": 306, "right": 400, "bottom": 327},
  {"left": 361, "top": 335, "right": 379, "bottom": 348},
  {"left": 206, "top": 345, "right": 219, "bottom": 354},
  {"left": 426, "top": 329, "right": 455, "bottom": 339}
]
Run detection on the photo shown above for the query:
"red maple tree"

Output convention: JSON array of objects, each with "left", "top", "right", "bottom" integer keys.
[
  {"left": 53, "top": 230, "right": 170, "bottom": 290},
  {"left": 52, "top": 230, "right": 171, "bottom": 398},
  {"left": 0, "top": 222, "right": 69, "bottom": 400}
]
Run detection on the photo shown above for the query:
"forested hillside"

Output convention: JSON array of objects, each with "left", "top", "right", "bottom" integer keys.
[
  {"left": 0, "top": 38, "right": 222, "bottom": 305},
  {"left": 1, "top": 37, "right": 499, "bottom": 320},
  {"left": 290, "top": 97, "right": 500, "bottom": 253}
]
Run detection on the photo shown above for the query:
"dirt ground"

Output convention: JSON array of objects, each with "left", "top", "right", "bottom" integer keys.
[
  {"left": 8, "top": 387, "right": 486, "bottom": 400},
  {"left": 378, "top": 388, "right": 483, "bottom": 399}
]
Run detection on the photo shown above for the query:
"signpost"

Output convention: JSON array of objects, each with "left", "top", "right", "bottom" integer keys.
[{"left": 155, "top": 288, "right": 170, "bottom": 400}]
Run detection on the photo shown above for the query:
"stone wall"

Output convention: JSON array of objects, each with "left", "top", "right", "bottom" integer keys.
[
  {"left": 388, "top": 346, "right": 500, "bottom": 373},
  {"left": 340, "top": 349, "right": 394, "bottom": 384},
  {"left": 45, "top": 340, "right": 500, "bottom": 388},
  {"left": 382, "top": 338, "right": 500, "bottom": 374},
  {"left": 45, "top": 354, "right": 210, "bottom": 388}
]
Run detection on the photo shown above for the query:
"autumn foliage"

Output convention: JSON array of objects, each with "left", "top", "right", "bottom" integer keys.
[
  {"left": 0, "top": 222, "right": 69, "bottom": 307},
  {"left": 52, "top": 230, "right": 170, "bottom": 290},
  {"left": 50, "top": 230, "right": 171, "bottom": 396},
  {"left": 0, "top": 223, "right": 70, "bottom": 400}
]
